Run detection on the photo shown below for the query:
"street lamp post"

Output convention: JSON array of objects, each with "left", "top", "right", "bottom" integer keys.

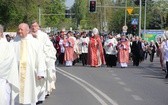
[
  {"left": 144, "top": 0, "right": 147, "bottom": 36},
  {"left": 38, "top": 7, "right": 41, "bottom": 26},
  {"left": 139, "top": 0, "right": 142, "bottom": 37},
  {"left": 124, "top": 0, "right": 127, "bottom": 26}
]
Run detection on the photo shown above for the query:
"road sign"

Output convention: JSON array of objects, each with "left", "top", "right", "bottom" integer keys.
[
  {"left": 122, "top": 25, "right": 128, "bottom": 32},
  {"left": 127, "top": 7, "right": 133, "bottom": 15},
  {"left": 131, "top": 18, "right": 138, "bottom": 25}
]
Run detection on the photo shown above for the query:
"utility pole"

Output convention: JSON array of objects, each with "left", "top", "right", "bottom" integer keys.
[
  {"left": 124, "top": 0, "right": 127, "bottom": 26},
  {"left": 38, "top": 7, "right": 41, "bottom": 26},
  {"left": 144, "top": 0, "right": 147, "bottom": 35},
  {"left": 103, "top": 0, "right": 107, "bottom": 32},
  {"left": 100, "top": 1, "right": 103, "bottom": 33},
  {"left": 139, "top": 0, "right": 142, "bottom": 37}
]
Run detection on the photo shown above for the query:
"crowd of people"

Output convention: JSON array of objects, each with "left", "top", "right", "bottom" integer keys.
[
  {"left": 1, "top": 21, "right": 168, "bottom": 105},
  {"left": 51, "top": 28, "right": 168, "bottom": 77}
]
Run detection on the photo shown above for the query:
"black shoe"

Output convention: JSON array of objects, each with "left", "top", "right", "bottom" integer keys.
[
  {"left": 162, "top": 69, "right": 166, "bottom": 73},
  {"left": 36, "top": 101, "right": 43, "bottom": 105},
  {"left": 45, "top": 94, "right": 50, "bottom": 98}
]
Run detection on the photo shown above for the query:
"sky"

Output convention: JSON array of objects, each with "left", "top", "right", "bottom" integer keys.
[{"left": 65, "top": 0, "right": 75, "bottom": 8}]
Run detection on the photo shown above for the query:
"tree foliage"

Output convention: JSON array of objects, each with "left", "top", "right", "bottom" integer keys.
[
  {"left": 57, "top": 0, "right": 168, "bottom": 32},
  {"left": 42, "top": 0, "right": 66, "bottom": 28},
  {"left": 0, "top": 0, "right": 66, "bottom": 31},
  {"left": 149, "top": 0, "right": 168, "bottom": 29},
  {"left": 71, "top": 0, "right": 87, "bottom": 30},
  {"left": 0, "top": 0, "right": 168, "bottom": 32}
]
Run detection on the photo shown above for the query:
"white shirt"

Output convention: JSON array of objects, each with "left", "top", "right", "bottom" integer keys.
[
  {"left": 104, "top": 38, "right": 118, "bottom": 55},
  {"left": 59, "top": 38, "right": 65, "bottom": 53},
  {"left": 80, "top": 37, "right": 90, "bottom": 53}
]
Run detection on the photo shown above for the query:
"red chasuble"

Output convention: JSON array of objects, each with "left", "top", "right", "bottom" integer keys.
[{"left": 88, "top": 35, "right": 106, "bottom": 67}]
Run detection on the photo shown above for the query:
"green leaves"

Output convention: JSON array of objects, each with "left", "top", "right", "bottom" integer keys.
[{"left": 0, "top": 0, "right": 66, "bottom": 31}]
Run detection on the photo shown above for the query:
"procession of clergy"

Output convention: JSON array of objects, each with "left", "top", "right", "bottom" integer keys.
[
  {"left": 54, "top": 28, "right": 168, "bottom": 77},
  {"left": 1, "top": 21, "right": 168, "bottom": 105}
]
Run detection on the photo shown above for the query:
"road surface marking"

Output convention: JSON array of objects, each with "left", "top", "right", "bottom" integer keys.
[
  {"left": 57, "top": 70, "right": 108, "bottom": 105},
  {"left": 118, "top": 81, "right": 126, "bottom": 86},
  {"left": 56, "top": 67, "right": 119, "bottom": 105},
  {"left": 112, "top": 74, "right": 118, "bottom": 77},
  {"left": 114, "top": 77, "right": 121, "bottom": 80},
  {"left": 123, "top": 87, "right": 132, "bottom": 92},
  {"left": 132, "top": 95, "right": 143, "bottom": 101}
]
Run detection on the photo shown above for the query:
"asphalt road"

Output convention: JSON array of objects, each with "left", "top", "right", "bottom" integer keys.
[{"left": 42, "top": 57, "right": 168, "bottom": 105}]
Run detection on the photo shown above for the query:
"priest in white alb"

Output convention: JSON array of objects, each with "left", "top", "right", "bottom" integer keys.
[
  {"left": 0, "top": 24, "right": 19, "bottom": 105},
  {"left": 12, "top": 23, "right": 46, "bottom": 105},
  {"left": 31, "top": 20, "right": 57, "bottom": 101}
]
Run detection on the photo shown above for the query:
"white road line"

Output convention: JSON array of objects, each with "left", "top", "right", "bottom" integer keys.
[
  {"left": 132, "top": 95, "right": 143, "bottom": 101},
  {"left": 112, "top": 74, "right": 118, "bottom": 77},
  {"left": 57, "top": 70, "right": 108, "bottom": 105},
  {"left": 123, "top": 87, "right": 132, "bottom": 92},
  {"left": 56, "top": 67, "right": 119, "bottom": 105},
  {"left": 114, "top": 77, "right": 121, "bottom": 80},
  {"left": 118, "top": 81, "right": 126, "bottom": 86}
]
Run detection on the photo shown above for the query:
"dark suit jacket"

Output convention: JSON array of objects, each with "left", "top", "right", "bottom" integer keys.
[{"left": 131, "top": 41, "right": 143, "bottom": 56}]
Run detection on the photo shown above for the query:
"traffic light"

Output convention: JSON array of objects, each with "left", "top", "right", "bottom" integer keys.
[
  {"left": 134, "top": 0, "right": 139, "bottom": 5},
  {"left": 142, "top": 0, "right": 145, "bottom": 6},
  {"left": 65, "top": 9, "right": 70, "bottom": 18},
  {"left": 89, "top": 0, "right": 96, "bottom": 13},
  {"left": 134, "top": 0, "right": 145, "bottom": 6}
]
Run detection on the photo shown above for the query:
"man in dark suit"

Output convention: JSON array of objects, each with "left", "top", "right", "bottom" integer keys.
[{"left": 131, "top": 36, "right": 143, "bottom": 66}]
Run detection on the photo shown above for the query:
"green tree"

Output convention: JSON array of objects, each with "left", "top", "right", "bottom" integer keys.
[
  {"left": 71, "top": 0, "right": 87, "bottom": 30},
  {"left": 0, "top": 0, "right": 66, "bottom": 31},
  {"left": 42, "top": 0, "right": 66, "bottom": 28},
  {"left": 150, "top": 0, "right": 168, "bottom": 29}
]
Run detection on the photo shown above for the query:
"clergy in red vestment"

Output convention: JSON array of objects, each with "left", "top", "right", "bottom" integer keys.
[
  {"left": 117, "top": 35, "right": 130, "bottom": 68},
  {"left": 63, "top": 31, "right": 75, "bottom": 66},
  {"left": 87, "top": 28, "right": 106, "bottom": 67}
]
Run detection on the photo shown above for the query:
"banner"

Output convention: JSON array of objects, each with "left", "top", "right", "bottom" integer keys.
[{"left": 142, "top": 30, "right": 165, "bottom": 42}]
